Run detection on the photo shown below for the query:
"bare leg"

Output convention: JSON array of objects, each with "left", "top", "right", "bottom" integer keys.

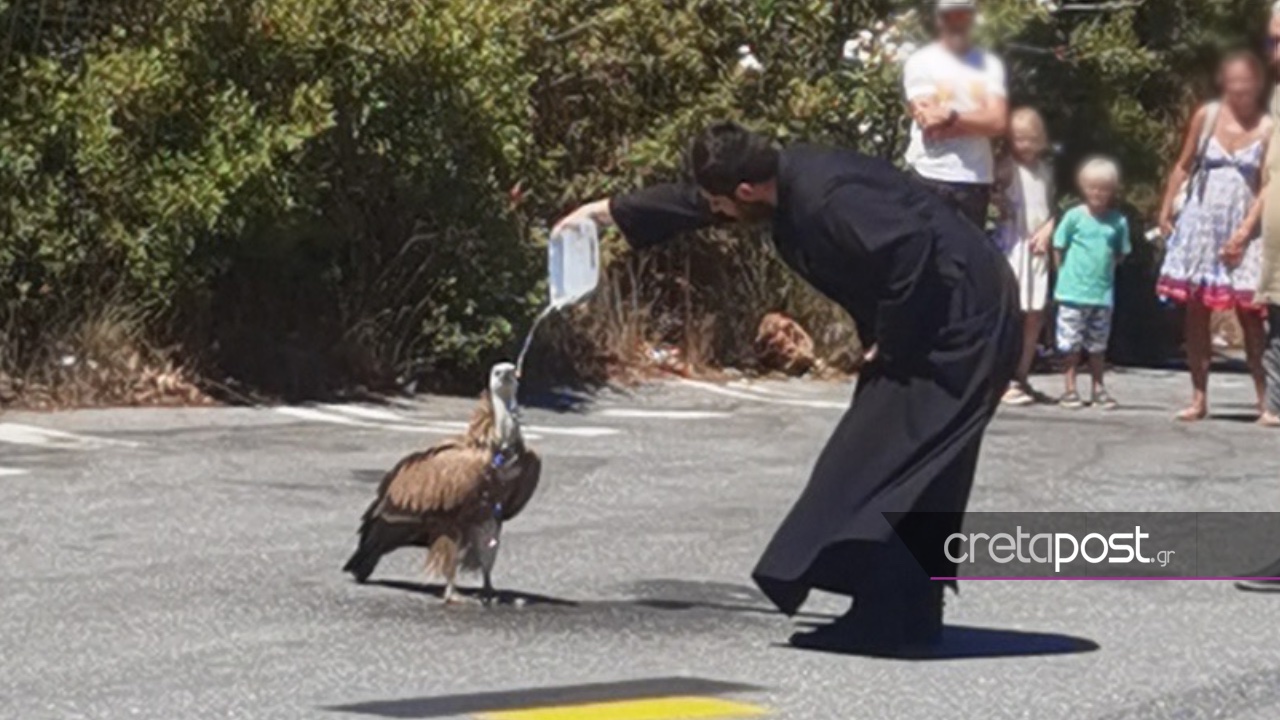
[
  {"left": 1179, "top": 300, "right": 1211, "bottom": 421},
  {"left": 1062, "top": 351, "right": 1081, "bottom": 402},
  {"left": 1237, "top": 307, "right": 1267, "bottom": 415},
  {"left": 1087, "top": 352, "right": 1107, "bottom": 395},
  {"left": 1016, "top": 311, "right": 1045, "bottom": 386}
]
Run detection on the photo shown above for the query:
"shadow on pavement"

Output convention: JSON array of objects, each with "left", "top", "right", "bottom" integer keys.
[
  {"left": 1209, "top": 412, "right": 1263, "bottom": 424},
  {"left": 366, "top": 577, "right": 838, "bottom": 620},
  {"left": 629, "top": 597, "right": 837, "bottom": 622},
  {"left": 366, "top": 579, "right": 578, "bottom": 607},
  {"left": 777, "top": 624, "right": 1100, "bottom": 661}
]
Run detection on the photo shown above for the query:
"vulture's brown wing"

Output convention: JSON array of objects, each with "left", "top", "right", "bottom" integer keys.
[
  {"left": 372, "top": 441, "right": 492, "bottom": 519},
  {"left": 500, "top": 449, "right": 541, "bottom": 522}
]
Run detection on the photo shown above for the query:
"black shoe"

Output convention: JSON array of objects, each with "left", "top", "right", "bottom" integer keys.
[
  {"left": 1236, "top": 579, "right": 1280, "bottom": 593},
  {"left": 789, "top": 584, "right": 944, "bottom": 655}
]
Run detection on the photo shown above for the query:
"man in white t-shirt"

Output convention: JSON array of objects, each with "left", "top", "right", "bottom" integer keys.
[{"left": 902, "top": 0, "right": 1009, "bottom": 229}]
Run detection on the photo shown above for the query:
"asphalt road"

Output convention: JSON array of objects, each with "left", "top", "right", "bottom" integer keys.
[{"left": 3, "top": 369, "right": 1280, "bottom": 720}]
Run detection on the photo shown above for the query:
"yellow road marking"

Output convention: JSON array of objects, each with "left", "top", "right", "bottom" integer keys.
[{"left": 477, "top": 696, "right": 767, "bottom": 720}]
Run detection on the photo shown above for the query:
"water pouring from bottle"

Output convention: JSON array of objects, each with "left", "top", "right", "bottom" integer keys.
[{"left": 514, "top": 219, "right": 601, "bottom": 378}]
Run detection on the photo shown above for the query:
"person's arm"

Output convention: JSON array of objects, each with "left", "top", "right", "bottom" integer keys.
[
  {"left": 1158, "top": 105, "right": 1210, "bottom": 236},
  {"left": 1052, "top": 208, "right": 1074, "bottom": 269},
  {"left": 1030, "top": 216, "right": 1056, "bottom": 255},
  {"left": 1030, "top": 169, "right": 1057, "bottom": 255},
  {"left": 921, "top": 54, "right": 1009, "bottom": 139},
  {"left": 903, "top": 51, "right": 938, "bottom": 129},
  {"left": 553, "top": 183, "right": 719, "bottom": 250},
  {"left": 554, "top": 199, "right": 614, "bottom": 232},
  {"left": 1222, "top": 183, "right": 1268, "bottom": 269},
  {"left": 1221, "top": 121, "right": 1273, "bottom": 268},
  {"left": 930, "top": 96, "right": 1009, "bottom": 139}
]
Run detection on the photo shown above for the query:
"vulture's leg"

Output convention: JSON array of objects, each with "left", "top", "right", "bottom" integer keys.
[
  {"left": 442, "top": 561, "right": 464, "bottom": 605},
  {"left": 428, "top": 535, "right": 466, "bottom": 605},
  {"left": 471, "top": 517, "right": 502, "bottom": 605}
]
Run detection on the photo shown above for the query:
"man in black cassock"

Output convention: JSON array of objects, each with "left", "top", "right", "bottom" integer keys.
[{"left": 555, "top": 122, "right": 1021, "bottom": 651}]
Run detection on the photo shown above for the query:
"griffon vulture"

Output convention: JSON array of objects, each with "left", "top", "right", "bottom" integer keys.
[{"left": 343, "top": 362, "right": 541, "bottom": 604}]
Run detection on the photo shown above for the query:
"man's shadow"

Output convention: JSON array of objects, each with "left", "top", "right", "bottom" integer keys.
[{"left": 367, "top": 577, "right": 1098, "bottom": 660}]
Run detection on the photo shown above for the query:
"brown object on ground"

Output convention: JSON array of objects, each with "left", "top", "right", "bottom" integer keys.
[{"left": 755, "top": 312, "right": 816, "bottom": 376}]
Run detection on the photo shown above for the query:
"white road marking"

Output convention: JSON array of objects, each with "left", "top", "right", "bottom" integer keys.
[
  {"left": 318, "top": 404, "right": 412, "bottom": 423},
  {"left": 274, "top": 407, "right": 375, "bottom": 427},
  {"left": 422, "top": 420, "right": 618, "bottom": 438},
  {"left": 677, "top": 379, "right": 848, "bottom": 410},
  {"left": 0, "top": 423, "right": 140, "bottom": 449},
  {"left": 599, "top": 408, "right": 732, "bottom": 420},
  {"left": 0, "top": 468, "right": 29, "bottom": 477},
  {"left": 273, "top": 407, "right": 546, "bottom": 440}
]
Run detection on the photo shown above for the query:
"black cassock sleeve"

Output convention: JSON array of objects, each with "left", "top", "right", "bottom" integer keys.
[
  {"left": 824, "top": 181, "right": 936, "bottom": 366},
  {"left": 609, "top": 183, "right": 719, "bottom": 249}
]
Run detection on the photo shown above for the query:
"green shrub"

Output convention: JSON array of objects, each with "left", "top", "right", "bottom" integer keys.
[{"left": 0, "top": 0, "right": 1272, "bottom": 403}]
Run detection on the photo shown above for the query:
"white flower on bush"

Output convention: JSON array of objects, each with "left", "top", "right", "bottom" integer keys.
[
  {"left": 842, "top": 39, "right": 860, "bottom": 62},
  {"left": 737, "top": 44, "right": 764, "bottom": 73},
  {"left": 841, "top": 13, "right": 923, "bottom": 67}
]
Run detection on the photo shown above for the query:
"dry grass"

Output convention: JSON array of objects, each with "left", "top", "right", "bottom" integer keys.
[{"left": 0, "top": 304, "right": 211, "bottom": 410}]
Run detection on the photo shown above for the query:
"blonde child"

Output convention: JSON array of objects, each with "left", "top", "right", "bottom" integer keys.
[
  {"left": 997, "top": 107, "right": 1057, "bottom": 405},
  {"left": 1054, "top": 157, "right": 1131, "bottom": 410}
]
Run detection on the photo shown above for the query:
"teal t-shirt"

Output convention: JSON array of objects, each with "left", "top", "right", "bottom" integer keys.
[{"left": 1052, "top": 206, "right": 1131, "bottom": 307}]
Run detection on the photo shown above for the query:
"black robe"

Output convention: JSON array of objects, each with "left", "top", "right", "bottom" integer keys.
[{"left": 610, "top": 145, "right": 1021, "bottom": 615}]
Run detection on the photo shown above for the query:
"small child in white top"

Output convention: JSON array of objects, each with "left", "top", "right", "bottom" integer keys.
[{"left": 996, "top": 107, "right": 1056, "bottom": 405}]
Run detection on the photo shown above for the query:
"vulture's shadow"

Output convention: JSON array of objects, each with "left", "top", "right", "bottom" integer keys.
[
  {"left": 366, "top": 578, "right": 832, "bottom": 619},
  {"left": 779, "top": 623, "right": 1099, "bottom": 661},
  {"left": 367, "top": 579, "right": 577, "bottom": 607}
]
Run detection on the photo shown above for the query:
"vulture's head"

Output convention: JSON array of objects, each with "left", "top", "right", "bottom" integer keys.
[{"left": 488, "top": 362, "right": 519, "bottom": 411}]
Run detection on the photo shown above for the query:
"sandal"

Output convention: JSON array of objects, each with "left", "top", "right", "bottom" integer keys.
[
  {"left": 1092, "top": 389, "right": 1119, "bottom": 411},
  {"left": 1175, "top": 406, "right": 1208, "bottom": 423},
  {"left": 1059, "top": 391, "right": 1085, "bottom": 410},
  {"left": 1259, "top": 413, "right": 1280, "bottom": 428},
  {"left": 1002, "top": 384, "right": 1035, "bottom": 406}
]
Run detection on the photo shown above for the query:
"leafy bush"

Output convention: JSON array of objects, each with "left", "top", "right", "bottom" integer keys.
[{"left": 0, "top": 0, "right": 1272, "bottom": 403}]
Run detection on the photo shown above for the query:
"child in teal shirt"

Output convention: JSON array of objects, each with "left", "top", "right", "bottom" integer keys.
[{"left": 1054, "top": 157, "right": 1131, "bottom": 409}]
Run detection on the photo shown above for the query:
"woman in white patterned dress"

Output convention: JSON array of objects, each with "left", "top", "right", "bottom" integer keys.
[{"left": 1157, "top": 52, "right": 1272, "bottom": 421}]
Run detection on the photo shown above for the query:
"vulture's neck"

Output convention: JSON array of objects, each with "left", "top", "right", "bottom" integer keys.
[{"left": 489, "top": 394, "right": 520, "bottom": 450}]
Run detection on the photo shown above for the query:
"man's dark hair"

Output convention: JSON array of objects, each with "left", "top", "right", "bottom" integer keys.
[{"left": 688, "top": 121, "right": 780, "bottom": 196}]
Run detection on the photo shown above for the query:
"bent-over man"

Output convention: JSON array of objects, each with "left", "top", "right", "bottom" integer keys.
[{"left": 555, "top": 122, "right": 1021, "bottom": 651}]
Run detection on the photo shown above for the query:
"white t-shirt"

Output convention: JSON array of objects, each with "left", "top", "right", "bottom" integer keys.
[{"left": 903, "top": 42, "right": 1007, "bottom": 184}]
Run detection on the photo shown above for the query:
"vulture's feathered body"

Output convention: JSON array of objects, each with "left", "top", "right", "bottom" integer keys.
[{"left": 343, "top": 363, "right": 541, "bottom": 603}]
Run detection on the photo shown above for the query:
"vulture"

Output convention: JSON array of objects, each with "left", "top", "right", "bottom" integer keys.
[{"left": 342, "top": 362, "right": 541, "bottom": 604}]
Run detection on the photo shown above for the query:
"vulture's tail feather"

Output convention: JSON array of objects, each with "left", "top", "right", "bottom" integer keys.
[
  {"left": 343, "top": 539, "right": 381, "bottom": 583},
  {"left": 344, "top": 515, "right": 405, "bottom": 583}
]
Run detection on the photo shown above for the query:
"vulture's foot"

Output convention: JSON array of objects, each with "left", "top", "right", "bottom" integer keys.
[
  {"left": 479, "top": 576, "right": 497, "bottom": 607},
  {"left": 441, "top": 583, "right": 472, "bottom": 606}
]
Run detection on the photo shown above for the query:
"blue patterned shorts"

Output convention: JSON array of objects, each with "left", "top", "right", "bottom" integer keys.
[{"left": 1056, "top": 304, "right": 1113, "bottom": 354}]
